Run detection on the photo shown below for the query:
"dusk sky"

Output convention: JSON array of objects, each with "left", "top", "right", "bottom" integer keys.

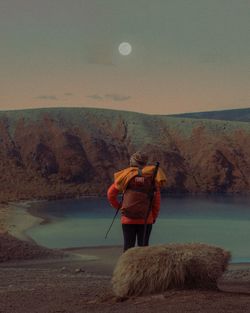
[{"left": 0, "top": 0, "right": 249, "bottom": 114}]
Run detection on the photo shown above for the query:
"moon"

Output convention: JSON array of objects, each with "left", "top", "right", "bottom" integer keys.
[{"left": 118, "top": 42, "right": 132, "bottom": 56}]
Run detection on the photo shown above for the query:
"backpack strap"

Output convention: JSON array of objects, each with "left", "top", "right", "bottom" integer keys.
[{"left": 138, "top": 168, "right": 143, "bottom": 177}]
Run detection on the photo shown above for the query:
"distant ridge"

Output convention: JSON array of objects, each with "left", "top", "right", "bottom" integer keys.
[
  {"left": 1, "top": 106, "right": 250, "bottom": 122},
  {"left": 169, "top": 108, "right": 250, "bottom": 122}
]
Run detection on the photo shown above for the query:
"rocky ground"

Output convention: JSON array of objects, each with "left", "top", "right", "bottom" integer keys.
[
  {"left": 1, "top": 257, "right": 250, "bottom": 313},
  {"left": 0, "top": 232, "right": 63, "bottom": 262},
  {"left": 0, "top": 240, "right": 250, "bottom": 313}
]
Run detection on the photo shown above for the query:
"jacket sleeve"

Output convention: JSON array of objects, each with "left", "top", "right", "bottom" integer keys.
[
  {"left": 107, "top": 183, "right": 121, "bottom": 209},
  {"left": 151, "top": 187, "right": 161, "bottom": 220}
]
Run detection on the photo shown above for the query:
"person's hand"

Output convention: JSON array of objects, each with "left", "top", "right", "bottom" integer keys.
[{"left": 153, "top": 219, "right": 156, "bottom": 224}]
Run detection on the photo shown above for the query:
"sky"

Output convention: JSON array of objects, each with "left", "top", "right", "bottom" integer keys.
[{"left": 0, "top": 0, "right": 249, "bottom": 114}]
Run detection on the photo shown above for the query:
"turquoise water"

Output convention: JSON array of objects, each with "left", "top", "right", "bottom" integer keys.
[{"left": 26, "top": 195, "right": 250, "bottom": 263}]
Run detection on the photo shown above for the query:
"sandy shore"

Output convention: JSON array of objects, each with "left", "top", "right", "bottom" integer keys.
[
  {"left": 1, "top": 201, "right": 250, "bottom": 313},
  {"left": 4, "top": 201, "right": 44, "bottom": 241}
]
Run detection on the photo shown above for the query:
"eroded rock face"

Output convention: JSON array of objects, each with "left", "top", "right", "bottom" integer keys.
[
  {"left": 34, "top": 143, "right": 58, "bottom": 176},
  {"left": 1, "top": 108, "right": 250, "bottom": 201},
  {"left": 56, "top": 132, "right": 92, "bottom": 183}
]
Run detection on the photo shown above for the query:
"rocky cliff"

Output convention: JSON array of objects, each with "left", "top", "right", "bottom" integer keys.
[{"left": 1, "top": 107, "right": 250, "bottom": 202}]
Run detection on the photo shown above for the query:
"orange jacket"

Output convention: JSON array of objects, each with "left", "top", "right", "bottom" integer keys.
[{"left": 107, "top": 183, "right": 161, "bottom": 224}]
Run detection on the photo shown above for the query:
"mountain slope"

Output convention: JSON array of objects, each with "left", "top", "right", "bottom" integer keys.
[{"left": 1, "top": 107, "right": 250, "bottom": 202}]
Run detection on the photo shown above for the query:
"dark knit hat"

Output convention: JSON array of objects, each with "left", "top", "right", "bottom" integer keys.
[{"left": 130, "top": 151, "right": 148, "bottom": 167}]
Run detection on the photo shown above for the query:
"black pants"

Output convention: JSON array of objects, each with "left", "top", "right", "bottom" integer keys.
[{"left": 122, "top": 224, "right": 152, "bottom": 252}]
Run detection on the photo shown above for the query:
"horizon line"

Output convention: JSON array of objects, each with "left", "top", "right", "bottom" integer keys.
[{"left": 0, "top": 105, "right": 250, "bottom": 116}]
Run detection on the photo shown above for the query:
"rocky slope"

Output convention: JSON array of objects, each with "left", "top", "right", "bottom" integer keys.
[
  {"left": 0, "top": 232, "right": 63, "bottom": 262},
  {"left": 1, "top": 107, "right": 250, "bottom": 202}
]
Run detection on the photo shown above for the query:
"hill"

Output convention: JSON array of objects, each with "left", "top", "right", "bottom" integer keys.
[
  {"left": 169, "top": 107, "right": 250, "bottom": 122},
  {"left": 1, "top": 107, "right": 250, "bottom": 202}
]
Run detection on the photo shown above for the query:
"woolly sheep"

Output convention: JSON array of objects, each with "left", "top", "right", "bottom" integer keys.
[{"left": 112, "top": 243, "right": 230, "bottom": 297}]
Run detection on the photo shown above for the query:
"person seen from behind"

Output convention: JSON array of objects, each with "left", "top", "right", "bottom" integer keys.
[{"left": 107, "top": 151, "right": 166, "bottom": 252}]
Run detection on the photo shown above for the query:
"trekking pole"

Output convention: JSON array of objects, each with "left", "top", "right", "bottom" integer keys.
[
  {"left": 105, "top": 208, "right": 120, "bottom": 239},
  {"left": 142, "top": 162, "right": 160, "bottom": 246}
]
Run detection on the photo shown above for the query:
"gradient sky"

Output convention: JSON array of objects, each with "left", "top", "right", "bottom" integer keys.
[{"left": 0, "top": 0, "right": 249, "bottom": 114}]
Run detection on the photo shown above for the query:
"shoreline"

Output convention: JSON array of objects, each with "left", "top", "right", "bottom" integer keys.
[
  {"left": 2, "top": 201, "right": 44, "bottom": 242},
  {"left": 2, "top": 199, "right": 250, "bottom": 270}
]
